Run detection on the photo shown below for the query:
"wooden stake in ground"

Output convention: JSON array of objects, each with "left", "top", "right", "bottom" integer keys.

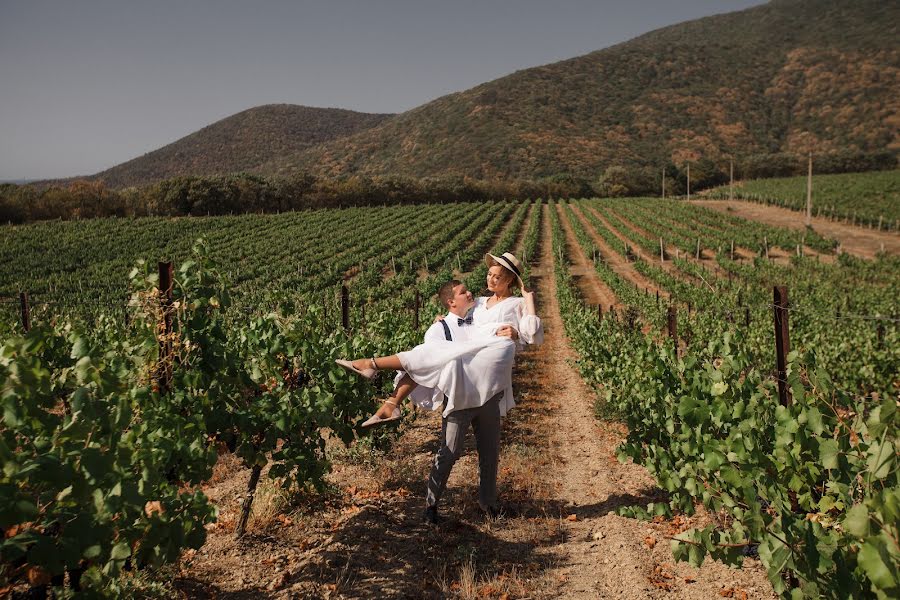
[
  {"left": 158, "top": 261, "right": 174, "bottom": 395},
  {"left": 19, "top": 291, "right": 30, "bottom": 333},
  {"left": 667, "top": 305, "right": 678, "bottom": 355},
  {"left": 341, "top": 285, "right": 350, "bottom": 331},
  {"left": 235, "top": 463, "right": 263, "bottom": 539},
  {"left": 806, "top": 152, "right": 813, "bottom": 227},
  {"left": 729, "top": 158, "right": 734, "bottom": 201},
  {"left": 686, "top": 163, "right": 691, "bottom": 201},
  {"left": 773, "top": 286, "right": 791, "bottom": 407}
]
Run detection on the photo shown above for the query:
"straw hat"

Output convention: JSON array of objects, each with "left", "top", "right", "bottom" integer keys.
[{"left": 484, "top": 252, "right": 525, "bottom": 291}]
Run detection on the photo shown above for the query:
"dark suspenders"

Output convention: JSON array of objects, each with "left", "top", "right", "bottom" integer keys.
[{"left": 440, "top": 320, "right": 452, "bottom": 406}]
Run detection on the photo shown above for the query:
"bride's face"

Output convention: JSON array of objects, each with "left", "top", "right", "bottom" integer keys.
[{"left": 486, "top": 265, "right": 513, "bottom": 295}]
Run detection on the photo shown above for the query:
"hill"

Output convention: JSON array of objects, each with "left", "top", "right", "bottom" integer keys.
[
  {"left": 89, "top": 105, "right": 394, "bottom": 187},
  {"left": 258, "top": 0, "right": 898, "bottom": 181}
]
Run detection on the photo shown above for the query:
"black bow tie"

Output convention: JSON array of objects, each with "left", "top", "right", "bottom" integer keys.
[{"left": 457, "top": 315, "right": 473, "bottom": 326}]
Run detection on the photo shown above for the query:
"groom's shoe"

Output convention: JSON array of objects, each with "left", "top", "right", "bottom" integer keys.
[{"left": 423, "top": 506, "right": 440, "bottom": 526}]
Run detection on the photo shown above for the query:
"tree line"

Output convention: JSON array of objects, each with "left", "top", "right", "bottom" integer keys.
[{"left": 1, "top": 149, "right": 893, "bottom": 224}]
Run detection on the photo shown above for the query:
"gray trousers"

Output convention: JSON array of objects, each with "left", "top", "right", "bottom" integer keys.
[{"left": 425, "top": 392, "right": 502, "bottom": 511}]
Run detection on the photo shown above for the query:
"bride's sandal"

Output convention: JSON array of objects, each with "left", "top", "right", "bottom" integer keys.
[
  {"left": 335, "top": 358, "right": 378, "bottom": 381},
  {"left": 361, "top": 399, "right": 402, "bottom": 428}
]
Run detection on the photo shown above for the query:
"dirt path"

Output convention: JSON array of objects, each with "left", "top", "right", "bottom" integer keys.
[
  {"left": 570, "top": 204, "right": 670, "bottom": 300},
  {"left": 173, "top": 203, "right": 774, "bottom": 599},
  {"left": 555, "top": 203, "right": 618, "bottom": 308},
  {"left": 696, "top": 200, "right": 900, "bottom": 259}
]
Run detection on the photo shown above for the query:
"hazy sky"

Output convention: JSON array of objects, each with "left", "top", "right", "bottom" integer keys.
[{"left": 0, "top": 0, "right": 763, "bottom": 180}]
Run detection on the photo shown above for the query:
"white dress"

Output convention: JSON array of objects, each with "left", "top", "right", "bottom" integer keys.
[{"left": 398, "top": 296, "right": 543, "bottom": 417}]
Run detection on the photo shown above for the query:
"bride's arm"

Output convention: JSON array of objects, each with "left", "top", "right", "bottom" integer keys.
[
  {"left": 515, "top": 294, "right": 543, "bottom": 345},
  {"left": 522, "top": 289, "right": 536, "bottom": 316}
]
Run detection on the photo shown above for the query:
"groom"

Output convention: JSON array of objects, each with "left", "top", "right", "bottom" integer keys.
[{"left": 411, "top": 279, "right": 507, "bottom": 525}]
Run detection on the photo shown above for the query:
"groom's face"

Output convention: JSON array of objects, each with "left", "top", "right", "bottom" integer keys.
[{"left": 449, "top": 284, "right": 475, "bottom": 312}]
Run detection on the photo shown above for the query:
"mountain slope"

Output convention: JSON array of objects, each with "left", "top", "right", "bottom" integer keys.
[
  {"left": 260, "top": 0, "right": 898, "bottom": 180},
  {"left": 92, "top": 105, "right": 394, "bottom": 187}
]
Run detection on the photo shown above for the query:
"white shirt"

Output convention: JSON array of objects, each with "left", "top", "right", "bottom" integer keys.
[{"left": 402, "top": 310, "right": 476, "bottom": 410}]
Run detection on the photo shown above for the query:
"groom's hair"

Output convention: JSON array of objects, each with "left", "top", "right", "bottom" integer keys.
[{"left": 438, "top": 279, "right": 463, "bottom": 308}]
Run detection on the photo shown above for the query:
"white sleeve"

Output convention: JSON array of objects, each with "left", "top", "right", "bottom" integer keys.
[{"left": 515, "top": 301, "right": 544, "bottom": 345}]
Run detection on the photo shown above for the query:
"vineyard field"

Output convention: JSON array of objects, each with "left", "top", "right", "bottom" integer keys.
[
  {"left": 705, "top": 169, "right": 900, "bottom": 231},
  {"left": 1, "top": 198, "right": 897, "bottom": 598}
]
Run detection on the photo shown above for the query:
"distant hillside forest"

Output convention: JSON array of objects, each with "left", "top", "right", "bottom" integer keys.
[
  {"left": 2, "top": 149, "right": 895, "bottom": 224},
  {"left": 263, "top": 0, "right": 899, "bottom": 182}
]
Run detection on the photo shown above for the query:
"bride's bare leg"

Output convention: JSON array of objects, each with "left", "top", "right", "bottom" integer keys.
[{"left": 372, "top": 374, "right": 417, "bottom": 417}]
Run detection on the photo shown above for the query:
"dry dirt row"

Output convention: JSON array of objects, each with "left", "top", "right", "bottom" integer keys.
[
  {"left": 172, "top": 203, "right": 774, "bottom": 598},
  {"left": 554, "top": 203, "right": 618, "bottom": 309},
  {"left": 566, "top": 204, "right": 669, "bottom": 300},
  {"left": 695, "top": 200, "right": 900, "bottom": 259}
]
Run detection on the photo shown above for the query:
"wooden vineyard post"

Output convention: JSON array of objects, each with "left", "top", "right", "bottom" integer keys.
[
  {"left": 656, "top": 290, "right": 660, "bottom": 306},
  {"left": 660, "top": 237, "right": 665, "bottom": 263},
  {"left": 457, "top": 252, "right": 461, "bottom": 271},
  {"left": 341, "top": 285, "right": 349, "bottom": 331},
  {"left": 806, "top": 152, "right": 813, "bottom": 227},
  {"left": 745, "top": 307, "right": 751, "bottom": 328},
  {"left": 686, "top": 163, "right": 691, "bottom": 201},
  {"left": 235, "top": 463, "right": 263, "bottom": 539},
  {"left": 695, "top": 238, "right": 701, "bottom": 260},
  {"left": 414, "top": 290, "right": 421, "bottom": 331},
  {"left": 729, "top": 158, "right": 734, "bottom": 201},
  {"left": 392, "top": 255, "right": 396, "bottom": 274},
  {"left": 667, "top": 306, "right": 678, "bottom": 356},
  {"left": 19, "top": 292, "right": 30, "bottom": 333},
  {"left": 158, "top": 261, "right": 174, "bottom": 395},
  {"left": 764, "top": 236, "right": 769, "bottom": 260},
  {"left": 773, "top": 286, "right": 791, "bottom": 406},
  {"left": 730, "top": 240, "right": 735, "bottom": 261}
]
